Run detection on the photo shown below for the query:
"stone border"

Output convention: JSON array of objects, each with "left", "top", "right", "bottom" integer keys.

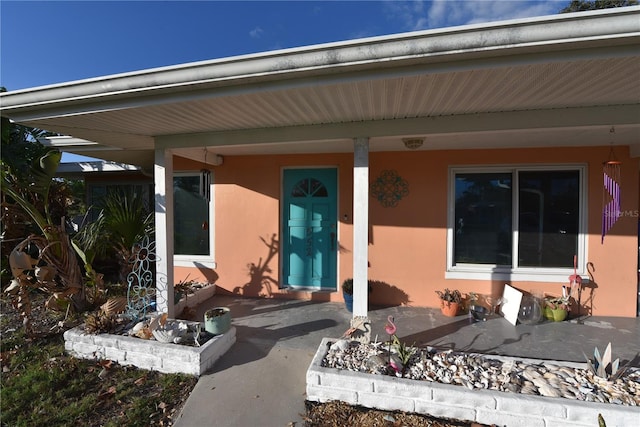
[
  {"left": 175, "top": 282, "right": 217, "bottom": 317},
  {"left": 64, "top": 325, "right": 236, "bottom": 376},
  {"left": 306, "top": 338, "right": 639, "bottom": 427}
]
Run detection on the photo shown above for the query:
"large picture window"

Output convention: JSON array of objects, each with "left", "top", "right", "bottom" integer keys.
[{"left": 448, "top": 166, "right": 585, "bottom": 281}]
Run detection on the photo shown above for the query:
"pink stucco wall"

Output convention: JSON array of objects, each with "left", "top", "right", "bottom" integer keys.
[{"left": 174, "top": 146, "right": 639, "bottom": 317}]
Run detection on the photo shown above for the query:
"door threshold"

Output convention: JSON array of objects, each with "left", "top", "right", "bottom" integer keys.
[{"left": 282, "top": 286, "right": 336, "bottom": 293}]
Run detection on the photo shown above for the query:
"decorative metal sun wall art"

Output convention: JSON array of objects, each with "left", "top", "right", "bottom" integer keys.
[{"left": 370, "top": 170, "right": 409, "bottom": 208}]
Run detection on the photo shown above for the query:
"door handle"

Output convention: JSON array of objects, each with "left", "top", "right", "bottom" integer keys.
[{"left": 330, "top": 232, "right": 336, "bottom": 251}]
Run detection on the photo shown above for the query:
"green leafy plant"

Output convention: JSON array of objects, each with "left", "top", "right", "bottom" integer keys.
[
  {"left": 341, "top": 278, "right": 353, "bottom": 295},
  {"left": 174, "top": 275, "right": 195, "bottom": 303},
  {"left": 435, "top": 288, "right": 462, "bottom": 303},
  {"left": 545, "top": 295, "right": 570, "bottom": 311},
  {"left": 341, "top": 278, "right": 373, "bottom": 295},
  {"left": 392, "top": 335, "right": 416, "bottom": 366},
  {"left": 2, "top": 150, "right": 93, "bottom": 334},
  {"left": 100, "top": 190, "right": 154, "bottom": 282}
]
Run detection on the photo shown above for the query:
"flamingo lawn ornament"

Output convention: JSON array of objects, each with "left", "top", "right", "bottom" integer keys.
[
  {"left": 568, "top": 254, "right": 583, "bottom": 316},
  {"left": 385, "top": 316, "right": 396, "bottom": 367},
  {"left": 384, "top": 315, "right": 397, "bottom": 336}
]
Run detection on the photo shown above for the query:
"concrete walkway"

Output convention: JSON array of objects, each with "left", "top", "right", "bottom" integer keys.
[{"left": 173, "top": 295, "right": 640, "bottom": 427}]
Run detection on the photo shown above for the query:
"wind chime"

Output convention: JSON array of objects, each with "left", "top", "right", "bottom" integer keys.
[{"left": 601, "top": 127, "right": 622, "bottom": 243}]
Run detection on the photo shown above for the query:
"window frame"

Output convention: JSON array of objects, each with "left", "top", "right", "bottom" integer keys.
[
  {"left": 173, "top": 171, "right": 216, "bottom": 268},
  {"left": 446, "top": 164, "right": 587, "bottom": 283}
]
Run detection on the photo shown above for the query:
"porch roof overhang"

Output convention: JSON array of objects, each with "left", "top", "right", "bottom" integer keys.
[{"left": 1, "top": 7, "right": 639, "bottom": 169}]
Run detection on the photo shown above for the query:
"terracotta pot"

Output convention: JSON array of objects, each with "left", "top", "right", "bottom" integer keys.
[{"left": 440, "top": 301, "right": 460, "bottom": 317}]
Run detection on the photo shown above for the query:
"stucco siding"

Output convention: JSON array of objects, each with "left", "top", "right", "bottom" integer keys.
[{"left": 173, "top": 146, "right": 638, "bottom": 317}]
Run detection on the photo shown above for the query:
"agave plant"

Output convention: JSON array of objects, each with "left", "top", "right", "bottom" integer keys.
[{"left": 586, "top": 342, "right": 627, "bottom": 381}]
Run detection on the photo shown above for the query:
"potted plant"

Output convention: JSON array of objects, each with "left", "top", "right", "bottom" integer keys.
[
  {"left": 544, "top": 296, "right": 570, "bottom": 322},
  {"left": 174, "top": 276, "right": 194, "bottom": 303},
  {"left": 341, "top": 279, "right": 373, "bottom": 312},
  {"left": 204, "top": 307, "right": 231, "bottom": 335},
  {"left": 436, "top": 288, "right": 462, "bottom": 317}
]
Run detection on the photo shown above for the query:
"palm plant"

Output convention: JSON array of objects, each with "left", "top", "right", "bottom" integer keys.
[
  {"left": 100, "top": 189, "right": 155, "bottom": 282},
  {"left": 2, "top": 143, "right": 90, "bottom": 334}
]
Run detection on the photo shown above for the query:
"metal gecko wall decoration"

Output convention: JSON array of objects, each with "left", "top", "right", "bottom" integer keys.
[{"left": 370, "top": 170, "right": 409, "bottom": 208}]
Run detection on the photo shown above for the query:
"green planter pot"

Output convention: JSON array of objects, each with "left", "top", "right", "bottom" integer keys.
[
  {"left": 204, "top": 307, "right": 231, "bottom": 335},
  {"left": 544, "top": 307, "right": 568, "bottom": 322}
]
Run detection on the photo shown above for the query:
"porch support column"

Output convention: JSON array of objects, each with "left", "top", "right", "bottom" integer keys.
[
  {"left": 353, "top": 137, "right": 369, "bottom": 319},
  {"left": 154, "top": 147, "right": 175, "bottom": 317}
]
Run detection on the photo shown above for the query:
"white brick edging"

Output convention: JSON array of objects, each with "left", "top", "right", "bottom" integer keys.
[
  {"left": 64, "top": 325, "right": 235, "bottom": 376},
  {"left": 306, "top": 338, "right": 639, "bottom": 427},
  {"left": 175, "top": 283, "right": 217, "bottom": 317}
]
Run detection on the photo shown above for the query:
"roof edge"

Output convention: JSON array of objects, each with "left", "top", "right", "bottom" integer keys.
[{"left": 2, "top": 6, "right": 639, "bottom": 114}]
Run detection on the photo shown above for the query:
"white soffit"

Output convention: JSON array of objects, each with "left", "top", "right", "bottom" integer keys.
[{"left": 0, "top": 7, "right": 638, "bottom": 156}]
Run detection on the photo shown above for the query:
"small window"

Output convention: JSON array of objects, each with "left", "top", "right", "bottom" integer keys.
[
  {"left": 448, "top": 166, "right": 585, "bottom": 281},
  {"left": 174, "top": 174, "right": 210, "bottom": 256}
]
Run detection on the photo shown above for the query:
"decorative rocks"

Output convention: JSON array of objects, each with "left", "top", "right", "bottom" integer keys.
[
  {"left": 308, "top": 338, "right": 640, "bottom": 427},
  {"left": 320, "top": 340, "right": 640, "bottom": 406}
]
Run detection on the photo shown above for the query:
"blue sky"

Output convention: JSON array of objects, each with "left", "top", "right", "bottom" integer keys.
[
  {"left": 1, "top": 0, "right": 567, "bottom": 91},
  {"left": 1, "top": 0, "right": 567, "bottom": 163}
]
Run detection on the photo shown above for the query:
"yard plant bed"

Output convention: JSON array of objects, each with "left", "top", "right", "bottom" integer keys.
[
  {"left": 308, "top": 338, "right": 640, "bottom": 427},
  {"left": 2, "top": 294, "right": 491, "bottom": 427},
  {"left": 0, "top": 293, "right": 196, "bottom": 427},
  {"left": 304, "top": 400, "right": 482, "bottom": 426},
  {"left": 320, "top": 339, "right": 640, "bottom": 405}
]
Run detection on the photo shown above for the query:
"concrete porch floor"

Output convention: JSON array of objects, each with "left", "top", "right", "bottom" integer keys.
[{"left": 173, "top": 295, "right": 640, "bottom": 427}]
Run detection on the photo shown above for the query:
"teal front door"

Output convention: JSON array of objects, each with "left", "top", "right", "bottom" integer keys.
[{"left": 283, "top": 168, "right": 337, "bottom": 290}]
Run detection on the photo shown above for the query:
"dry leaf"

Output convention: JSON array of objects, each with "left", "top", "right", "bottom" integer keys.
[
  {"left": 134, "top": 376, "right": 147, "bottom": 386},
  {"left": 97, "top": 386, "right": 116, "bottom": 400}
]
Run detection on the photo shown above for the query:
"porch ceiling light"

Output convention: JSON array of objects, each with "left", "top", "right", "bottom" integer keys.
[{"left": 402, "top": 138, "right": 424, "bottom": 150}]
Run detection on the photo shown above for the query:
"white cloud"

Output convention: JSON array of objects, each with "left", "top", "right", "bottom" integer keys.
[
  {"left": 249, "top": 26, "right": 264, "bottom": 39},
  {"left": 385, "top": 0, "right": 562, "bottom": 31},
  {"left": 384, "top": 0, "right": 429, "bottom": 31}
]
